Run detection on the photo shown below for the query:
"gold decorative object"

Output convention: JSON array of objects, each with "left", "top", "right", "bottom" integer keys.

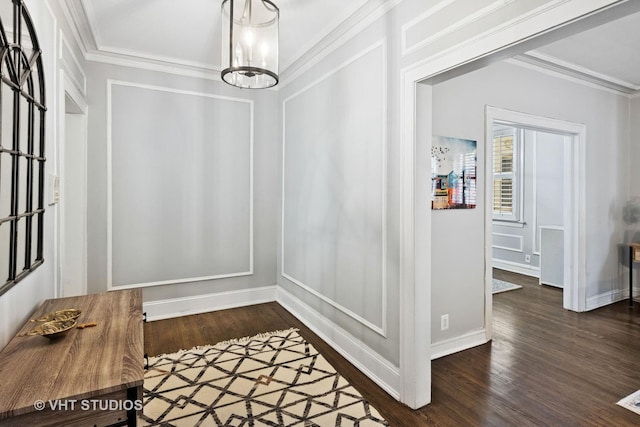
[
  {"left": 27, "top": 319, "right": 77, "bottom": 339},
  {"left": 31, "top": 309, "right": 81, "bottom": 322}
]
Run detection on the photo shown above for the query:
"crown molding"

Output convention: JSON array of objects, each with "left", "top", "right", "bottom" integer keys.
[
  {"left": 516, "top": 51, "right": 640, "bottom": 95},
  {"left": 280, "top": 0, "right": 404, "bottom": 86},
  {"left": 86, "top": 50, "right": 223, "bottom": 82},
  {"left": 62, "top": 0, "right": 404, "bottom": 86},
  {"left": 60, "top": 0, "right": 97, "bottom": 53}
]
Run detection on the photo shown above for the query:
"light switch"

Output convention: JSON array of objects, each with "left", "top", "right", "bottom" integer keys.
[{"left": 48, "top": 173, "right": 60, "bottom": 205}]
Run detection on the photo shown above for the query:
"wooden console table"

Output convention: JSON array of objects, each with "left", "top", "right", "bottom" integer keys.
[
  {"left": 630, "top": 244, "right": 640, "bottom": 307},
  {"left": 0, "top": 289, "right": 143, "bottom": 427}
]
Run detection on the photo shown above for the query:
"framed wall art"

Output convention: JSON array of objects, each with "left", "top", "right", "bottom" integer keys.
[{"left": 431, "top": 136, "right": 477, "bottom": 210}]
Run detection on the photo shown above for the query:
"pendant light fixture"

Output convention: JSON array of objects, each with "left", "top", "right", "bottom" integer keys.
[{"left": 221, "top": 0, "right": 279, "bottom": 89}]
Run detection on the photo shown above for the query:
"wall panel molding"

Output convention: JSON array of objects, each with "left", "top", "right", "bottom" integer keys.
[
  {"left": 402, "top": 0, "right": 515, "bottom": 56},
  {"left": 106, "top": 80, "right": 254, "bottom": 290},
  {"left": 492, "top": 233, "right": 523, "bottom": 252},
  {"left": 281, "top": 40, "right": 387, "bottom": 336}
]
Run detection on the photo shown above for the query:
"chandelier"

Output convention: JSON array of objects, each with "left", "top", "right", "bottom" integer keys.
[{"left": 221, "top": 0, "right": 279, "bottom": 89}]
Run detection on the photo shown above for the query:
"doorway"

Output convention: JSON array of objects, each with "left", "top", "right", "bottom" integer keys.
[
  {"left": 399, "top": 1, "right": 640, "bottom": 409},
  {"left": 60, "top": 94, "right": 88, "bottom": 297},
  {"left": 484, "top": 107, "right": 585, "bottom": 334}
]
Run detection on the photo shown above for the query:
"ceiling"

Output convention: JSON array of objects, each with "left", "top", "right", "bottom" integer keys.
[
  {"left": 64, "top": 0, "right": 640, "bottom": 94},
  {"left": 64, "top": 0, "right": 373, "bottom": 75}
]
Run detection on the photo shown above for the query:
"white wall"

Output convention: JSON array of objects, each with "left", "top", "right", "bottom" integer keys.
[
  {"left": 430, "top": 59, "right": 630, "bottom": 345},
  {"left": 630, "top": 97, "right": 640, "bottom": 200},
  {"left": 85, "top": 62, "right": 279, "bottom": 314},
  {"left": 277, "top": 0, "right": 631, "bottom": 403},
  {"left": 0, "top": 0, "right": 628, "bottom": 405},
  {"left": 278, "top": 23, "right": 398, "bottom": 371},
  {"left": 0, "top": 0, "right": 70, "bottom": 349},
  {"left": 627, "top": 96, "right": 640, "bottom": 244}
]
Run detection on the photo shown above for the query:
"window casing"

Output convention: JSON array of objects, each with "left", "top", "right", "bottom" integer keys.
[{"left": 492, "top": 125, "right": 523, "bottom": 223}]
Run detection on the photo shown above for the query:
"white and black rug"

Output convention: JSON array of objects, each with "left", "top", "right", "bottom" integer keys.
[
  {"left": 140, "top": 328, "right": 389, "bottom": 426},
  {"left": 492, "top": 279, "right": 522, "bottom": 294},
  {"left": 617, "top": 389, "right": 640, "bottom": 416}
]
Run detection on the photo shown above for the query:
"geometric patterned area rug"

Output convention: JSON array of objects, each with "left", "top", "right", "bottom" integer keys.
[
  {"left": 617, "top": 389, "right": 640, "bottom": 416},
  {"left": 140, "top": 328, "right": 389, "bottom": 426},
  {"left": 492, "top": 278, "right": 523, "bottom": 294}
]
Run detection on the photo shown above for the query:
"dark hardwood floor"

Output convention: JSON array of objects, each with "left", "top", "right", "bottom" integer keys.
[{"left": 145, "top": 271, "right": 640, "bottom": 426}]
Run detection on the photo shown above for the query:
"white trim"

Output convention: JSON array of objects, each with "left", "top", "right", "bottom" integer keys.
[
  {"left": 280, "top": 0, "right": 402, "bottom": 87},
  {"left": 281, "top": 0, "right": 396, "bottom": 72},
  {"left": 402, "top": 0, "right": 515, "bottom": 56},
  {"left": 59, "top": 70, "right": 89, "bottom": 298},
  {"left": 276, "top": 287, "right": 400, "bottom": 400},
  {"left": 492, "top": 259, "right": 540, "bottom": 278},
  {"left": 491, "top": 233, "right": 523, "bottom": 252},
  {"left": 398, "top": 74, "right": 431, "bottom": 409},
  {"left": 586, "top": 288, "right": 628, "bottom": 311},
  {"left": 78, "top": 0, "right": 102, "bottom": 49},
  {"left": 431, "top": 330, "right": 488, "bottom": 360},
  {"left": 400, "top": 0, "right": 456, "bottom": 55},
  {"left": 84, "top": 50, "right": 225, "bottom": 83},
  {"left": 401, "top": 0, "right": 625, "bottom": 410},
  {"left": 530, "top": 131, "right": 539, "bottom": 255},
  {"left": 110, "top": 272, "right": 255, "bottom": 291},
  {"left": 58, "top": 0, "right": 95, "bottom": 54},
  {"left": 106, "top": 80, "right": 254, "bottom": 290},
  {"left": 59, "top": 31, "right": 86, "bottom": 96},
  {"left": 509, "top": 56, "right": 636, "bottom": 97},
  {"left": 485, "top": 106, "right": 586, "bottom": 312},
  {"left": 144, "top": 286, "right": 277, "bottom": 322},
  {"left": 521, "top": 51, "right": 640, "bottom": 93},
  {"left": 86, "top": 52, "right": 223, "bottom": 83},
  {"left": 281, "top": 40, "right": 388, "bottom": 337},
  {"left": 492, "top": 220, "right": 525, "bottom": 228},
  {"left": 93, "top": 45, "right": 217, "bottom": 73}
]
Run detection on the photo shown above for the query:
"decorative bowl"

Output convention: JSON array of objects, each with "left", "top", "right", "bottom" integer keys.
[
  {"left": 32, "top": 309, "right": 81, "bottom": 323},
  {"left": 27, "top": 319, "right": 78, "bottom": 339}
]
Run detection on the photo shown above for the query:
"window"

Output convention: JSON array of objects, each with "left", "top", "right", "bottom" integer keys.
[
  {"left": 493, "top": 125, "right": 522, "bottom": 222},
  {"left": 0, "top": 2, "right": 47, "bottom": 297}
]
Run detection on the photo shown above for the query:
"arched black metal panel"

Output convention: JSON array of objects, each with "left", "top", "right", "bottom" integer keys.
[{"left": 0, "top": 0, "right": 47, "bottom": 296}]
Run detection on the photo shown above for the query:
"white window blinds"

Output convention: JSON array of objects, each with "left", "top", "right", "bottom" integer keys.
[{"left": 493, "top": 126, "right": 520, "bottom": 221}]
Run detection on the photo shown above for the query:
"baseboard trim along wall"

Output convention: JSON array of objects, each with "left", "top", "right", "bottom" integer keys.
[
  {"left": 143, "top": 286, "right": 277, "bottom": 322},
  {"left": 431, "top": 329, "right": 488, "bottom": 360},
  {"left": 586, "top": 288, "right": 630, "bottom": 311},
  {"left": 493, "top": 259, "right": 540, "bottom": 278},
  {"left": 143, "top": 284, "right": 401, "bottom": 399},
  {"left": 276, "top": 287, "right": 401, "bottom": 400}
]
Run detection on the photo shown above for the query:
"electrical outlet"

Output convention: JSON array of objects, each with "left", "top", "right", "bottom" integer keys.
[
  {"left": 440, "top": 314, "right": 449, "bottom": 331},
  {"left": 525, "top": 254, "right": 531, "bottom": 263}
]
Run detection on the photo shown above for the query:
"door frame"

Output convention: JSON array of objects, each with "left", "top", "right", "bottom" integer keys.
[
  {"left": 58, "top": 71, "right": 88, "bottom": 297},
  {"left": 483, "top": 107, "right": 587, "bottom": 339},
  {"left": 397, "top": 0, "right": 636, "bottom": 409}
]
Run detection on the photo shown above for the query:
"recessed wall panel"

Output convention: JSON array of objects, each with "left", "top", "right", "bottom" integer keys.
[
  {"left": 282, "top": 42, "right": 386, "bottom": 333},
  {"left": 109, "top": 83, "right": 252, "bottom": 287}
]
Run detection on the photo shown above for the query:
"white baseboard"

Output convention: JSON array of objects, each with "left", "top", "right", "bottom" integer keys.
[
  {"left": 143, "top": 285, "right": 277, "bottom": 321},
  {"left": 586, "top": 288, "right": 631, "bottom": 311},
  {"left": 431, "top": 329, "right": 488, "bottom": 360},
  {"left": 493, "top": 259, "right": 540, "bottom": 278},
  {"left": 276, "top": 286, "right": 400, "bottom": 400}
]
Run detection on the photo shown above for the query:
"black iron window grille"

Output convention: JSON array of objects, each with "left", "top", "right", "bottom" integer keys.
[{"left": 0, "top": 1, "right": 47, "bottom": 297}]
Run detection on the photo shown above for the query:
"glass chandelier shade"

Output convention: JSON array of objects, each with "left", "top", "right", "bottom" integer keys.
[{"left": 221, "top": 0, "right": 279, "bottom": 89}]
